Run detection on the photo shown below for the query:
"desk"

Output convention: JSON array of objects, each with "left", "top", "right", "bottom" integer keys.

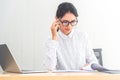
[{"left": 0, "top": 72, "right": 120, "bottom": 80}]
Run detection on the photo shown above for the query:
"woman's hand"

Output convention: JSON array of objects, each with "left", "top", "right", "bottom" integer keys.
[
  {"left": 80, "top": 64, "right": 89, "bottom": 70},
  {"left": 51, "top": 19, "right": 60, "bottom": 40},
  {"left": 80, "top": 64, "right": 93, "bottom": 70}
]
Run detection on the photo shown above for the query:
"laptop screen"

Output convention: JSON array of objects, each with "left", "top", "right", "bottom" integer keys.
[{"left": 0, "top": 44, "right": 20, "bottom": 73}]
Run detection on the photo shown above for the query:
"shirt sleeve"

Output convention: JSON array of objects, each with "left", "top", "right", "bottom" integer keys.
[
  {"left": 44, "top": 38, "right": 58, "bottom": 71},
  {"left": 84, "top": 32, "right": 99, "bottom": 70}
]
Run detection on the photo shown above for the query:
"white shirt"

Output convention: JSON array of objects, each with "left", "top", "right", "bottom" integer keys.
[{"left": 44, "top": 29, "right": 98, "bottom": 71}]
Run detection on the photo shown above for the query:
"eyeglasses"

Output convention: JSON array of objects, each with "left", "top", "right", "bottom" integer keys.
[{"left": 59, "top": 18, "right": 78, "bottom": 27}]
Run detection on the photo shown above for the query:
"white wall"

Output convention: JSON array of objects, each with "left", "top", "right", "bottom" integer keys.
[
  {"left": 0, "top": 0, "right": 120, "bottom": 71},
  {"left": 79, "top": 0, "right": 120, "bottom": 69}
]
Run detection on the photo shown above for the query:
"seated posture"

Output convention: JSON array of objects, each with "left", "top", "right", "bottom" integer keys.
[{"left": 45, "top": 2, "right": 98, "bottom": 71}]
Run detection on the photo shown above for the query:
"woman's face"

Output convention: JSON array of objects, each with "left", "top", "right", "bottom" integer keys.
[{"left": 58, "top": 12, "right": 77, "bottom": 35}]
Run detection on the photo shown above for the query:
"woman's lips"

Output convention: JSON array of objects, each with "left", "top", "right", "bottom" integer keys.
[{"left": 65, "top": 28, "right": 70, "bottom": 31}]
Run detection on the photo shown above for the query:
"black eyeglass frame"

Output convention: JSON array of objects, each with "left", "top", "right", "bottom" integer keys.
[{"left": 59, "top": 18, "right": 78, "bottom": 27}]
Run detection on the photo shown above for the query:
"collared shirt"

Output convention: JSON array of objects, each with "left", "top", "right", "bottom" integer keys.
[{"left": 44, "top": 29, "right": 98, "bottom": 71}]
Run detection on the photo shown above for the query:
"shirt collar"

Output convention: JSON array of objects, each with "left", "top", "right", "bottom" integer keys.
[{"left": 58, "top": 29, "right": 74, "bottom": 39}]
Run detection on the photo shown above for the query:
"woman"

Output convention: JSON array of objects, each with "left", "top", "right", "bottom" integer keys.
[{"left": 45, "top": 2, "right": 98, "bottom": 71}]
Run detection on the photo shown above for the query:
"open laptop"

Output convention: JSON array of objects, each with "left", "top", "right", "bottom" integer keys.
[{"left": 0, "top": 44, "right": 48, "bottom": 74}]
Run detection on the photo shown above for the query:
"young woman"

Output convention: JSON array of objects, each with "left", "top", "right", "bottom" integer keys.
[{"left": 45, "top": 2, "right": 98, "bottom": 71}]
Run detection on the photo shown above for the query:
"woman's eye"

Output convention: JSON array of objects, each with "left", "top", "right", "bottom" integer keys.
[
  {"left": 63, "top": 20, "right": 69, "bottom": 23},
  {"left": 63, "top": 22, "right": 68, "bottom": 25},
  {"left": 62, "top": 21, "right": 68, "bottom": 25}
]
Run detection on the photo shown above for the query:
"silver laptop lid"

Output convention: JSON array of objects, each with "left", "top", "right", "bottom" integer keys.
[{"left": 0, "top": 44, "right": 21, "bottom": 73}]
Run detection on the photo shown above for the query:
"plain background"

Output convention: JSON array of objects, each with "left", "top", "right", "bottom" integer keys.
[{"left": 0, "top": 0, "right": 120, "bottom": 71}]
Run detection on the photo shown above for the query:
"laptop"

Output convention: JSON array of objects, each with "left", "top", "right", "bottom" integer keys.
[{"left": 0, "top": 44, "right": 48, "bottom": 74}]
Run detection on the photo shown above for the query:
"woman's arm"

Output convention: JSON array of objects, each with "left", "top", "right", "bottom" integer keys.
[
  {"left": 44, "top": 19, "right": 59, "bottom": 71},
  {"left": 82, "top": 33, "right": 98, "bottom": 70}
]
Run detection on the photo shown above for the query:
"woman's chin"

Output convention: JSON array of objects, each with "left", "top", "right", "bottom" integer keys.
[{"left": 65, "top": 31, "right": 71, "bottom": 35}]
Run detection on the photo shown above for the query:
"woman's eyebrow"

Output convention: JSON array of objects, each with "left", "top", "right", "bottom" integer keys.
[{"left": 61, "top": 19, "right": 76, "bottom": 21}]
